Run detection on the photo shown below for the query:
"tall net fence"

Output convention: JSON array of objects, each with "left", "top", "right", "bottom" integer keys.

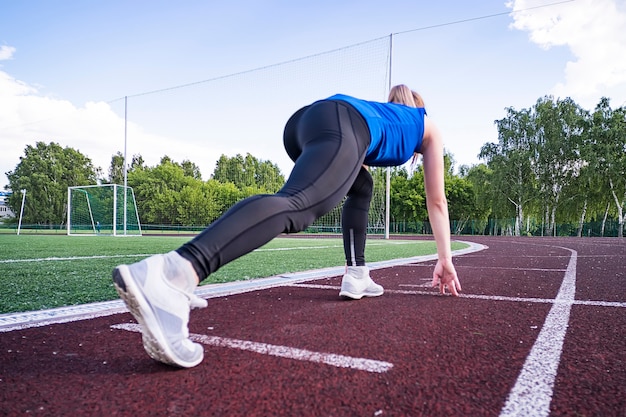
[
  {"left": 109, "top": 36, "right": 392, "bottom": 234},
  {"left": 308, "top": 167, "right": 387, "bottom": 235}
]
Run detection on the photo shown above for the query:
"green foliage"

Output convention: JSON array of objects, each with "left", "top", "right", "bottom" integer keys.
[
  {"left": 390, "top": 167, "right": 426, "bottom": 222},
  {"left": 480, "top": 96, "right": 626, "bottom": 236},
  {"left": 213, "top": 153, "right": 285, "bottom": 192},
  {"left": 461, "top": 164, "right": 493, "bottom": 234},
  {"left": 445, "top": 176, "right": 475, "bottom": 232},
  {"left": 6, "top": 142, "right": 100, "bottom": 225},
  {"left": 388, "top": 153, "right": 479, "bottom": 233},
  {"left": 120, "top": 153, "right": 285, "bottom": 227},
  {"left": 108, "top": 152, "right": 125, "bottom": 185},
  {"left": 107, "top": 152, "right": 146, "bottom": 184}
]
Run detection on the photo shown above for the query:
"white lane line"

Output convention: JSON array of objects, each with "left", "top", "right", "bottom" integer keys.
[
  {"left": 111, "top": 323, "right": 393, "bottom": 373},
  {"left": 454, "top": 266, "right": 567, "bottom": 272},
  {"left": 499, "top": 247, "right": 577, "bottom": 417},
  {"left": 291, "top": 283, "right": 626, "bottom": 308},
  {"left": 398, "top": 283, "right": 432, "bottom": 288}
]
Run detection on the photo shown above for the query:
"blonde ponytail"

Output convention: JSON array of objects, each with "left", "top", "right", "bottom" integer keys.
[{"left": 388, "top": 84, "right": 425, "bottom": 108}]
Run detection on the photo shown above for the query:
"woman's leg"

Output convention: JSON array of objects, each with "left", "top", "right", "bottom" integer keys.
[
  {"left": 339, "top": 166, "right": 382, "bottom": 300},
  {"left": 112, "top": 100, "right": 370, "bottom": 367},
  {"left": 177, "top": 100, "right": 370, "bottom": 280},
  {"left": 342, "top": 166, "right": 373, "bottom": 266}
]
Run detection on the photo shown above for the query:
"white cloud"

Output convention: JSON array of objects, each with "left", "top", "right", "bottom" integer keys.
[
  {"left": 0, "top": 67, "right": 300, "bottom": 189},
  {"left": 0, "top": 47, "right": 323, "bottom": 188},
  {"left": 508, "top": 0, "right": 626, "bottom": 107},
  {"left": 0, "top": 70, "right": 220, "bottom": 187},
  {"left": 0, "top": 45, "right": 16, "bottom": 61}
]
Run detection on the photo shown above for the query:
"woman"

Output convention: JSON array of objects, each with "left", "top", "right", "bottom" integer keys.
[{"left": 113, "top": 84, "right": 461, "bottom": 368}]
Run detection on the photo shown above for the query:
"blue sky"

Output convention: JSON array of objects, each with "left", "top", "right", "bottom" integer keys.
[{"left": 1, "top": 0, "right": 625, "bottom": 188}]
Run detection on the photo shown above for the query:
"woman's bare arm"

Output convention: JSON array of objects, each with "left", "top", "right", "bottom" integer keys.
[{"left": 420, "top": 116, "right": 461, "bottom": 296}]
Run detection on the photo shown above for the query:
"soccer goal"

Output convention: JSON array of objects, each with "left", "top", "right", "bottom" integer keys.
[{"left": 67, "top": 184, "right": 142, "bottom": 236}]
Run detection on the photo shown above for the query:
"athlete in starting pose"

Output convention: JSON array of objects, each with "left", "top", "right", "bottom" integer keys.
[{"left": 113, "top": 84, "right": 461, "bottom": 368}]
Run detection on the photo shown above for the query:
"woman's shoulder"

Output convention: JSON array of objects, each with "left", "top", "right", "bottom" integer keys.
[{"left": 421, "top": 115, "right": 443, "bottom": 148}]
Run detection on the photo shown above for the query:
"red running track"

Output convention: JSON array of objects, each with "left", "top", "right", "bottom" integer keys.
[{"left": 0, "top": 236, "right": 624, "bottom": 416}]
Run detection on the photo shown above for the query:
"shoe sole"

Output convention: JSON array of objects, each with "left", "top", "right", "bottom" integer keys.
[
  {"left": 339, "top": 289, "right": 384, "bottom": 300},
  {"left": 112, "top": 266, "right": 202, "bottom": 368}
]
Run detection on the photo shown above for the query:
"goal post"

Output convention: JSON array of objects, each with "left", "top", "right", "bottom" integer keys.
[{"left": 67, "top": 184, "right": 142, "bottom": 236}]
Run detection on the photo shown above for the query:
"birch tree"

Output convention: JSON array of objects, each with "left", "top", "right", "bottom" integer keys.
[
  {"left": 590, "top": 98, "right": 626, "bottom": 237},
  {"left": 480, "top": 107, "right": 536, "bottom": 235},
  {"left": 533, "top": 97, "right": 586, "bottom": 236}
]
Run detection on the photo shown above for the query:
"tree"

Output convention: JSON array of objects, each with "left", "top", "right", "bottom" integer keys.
[
  {"left": 108, "top": 152, "right": 146, "bottom": 184},
  {"left": 6, "top": 141, "right": 100, "bottom": 226},
  {"left": 462, "top": 164, "right": 493, "bottom": 234},
  {"left": 446, "top": 175, "right": 476, "bottom": 235},
  {"left": 212, "top": 153, "right": 285, "bottom": 192},
  {"left": 126, "top": 155, "right": 261, "bottom": 227},
  {"left": 389, "top": 167, "right": 426, "bottom": 227},
  {"left": 473, "top": 96, "right": 625, "bottom": 237},
  {"left": 127, "top": 157, "right": 198, "bottom": 225},
  {"left": 589, "top": 98, "right": 626, "bottom": 237},
  {"left": 533, "top": 97, "right": 586, "bottom": 236},
  {"left": 181, "top": 160, "right": 202, "bottom": 180},
  {"left": 480, "top": 107, "right": 536, "bottom": 235},
  {"left": 437, "top": 153, "right": 475, "bottom": 234}
]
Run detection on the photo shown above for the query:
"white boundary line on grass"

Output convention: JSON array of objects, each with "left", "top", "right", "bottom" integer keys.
[
  {"left": 0, "top": 241, "right": 486, "bottom": 332},
  {"left": 0, "top": 240, "right": 429, "bottom": 264}
]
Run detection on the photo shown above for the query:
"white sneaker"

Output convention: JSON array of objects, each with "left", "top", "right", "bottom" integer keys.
[
  {"left": 339, "top": 266, "right": 384, "bottom": 299},
  {"left": 112, "top": 251, "right": 206, "bottom": 368}
]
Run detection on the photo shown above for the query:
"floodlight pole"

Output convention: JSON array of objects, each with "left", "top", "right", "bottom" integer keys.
[
  {"left": 385, "top": 33, "right": 393, "bottom": 240},
  {"left": 17, "top": 189, "right": 26, "bottom": 235},
  {"left": 123, "top": 95, "right": 128, "bottom": 236}
]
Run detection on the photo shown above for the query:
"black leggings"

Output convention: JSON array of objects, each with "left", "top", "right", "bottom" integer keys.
[{"left": 177, "top": 100, "right": 372, "bottom": 280}]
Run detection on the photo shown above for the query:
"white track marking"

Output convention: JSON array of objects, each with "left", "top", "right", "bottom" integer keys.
[
  {"left": 499, "top": 247, "right": 577, "bottom": 417},
  {"left": 291, "top": 283, "right": 626, "bottom": 308},
  {"left": 0, "top": 302, "right": 128, "bottom": 332},
  {"left": 452, "top": 266, "right": 567, "bottom": 272},
  {"left": 398, "top": 283, "right": 432, "bottom": 288},
  {"left": 111, "top": 323, "right": 393, "bottom": 373}
]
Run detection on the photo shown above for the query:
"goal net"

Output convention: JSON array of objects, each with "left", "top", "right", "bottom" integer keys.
[
  {"left": 305, "top": 167, "right": 387, "bottom": 235},
  {"left": 67, "top": 184, "right": 142, "bottom": 236}
]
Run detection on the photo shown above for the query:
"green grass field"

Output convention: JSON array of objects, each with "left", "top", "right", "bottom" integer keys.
[{"left": 0, "top": 234, "right": 467, "bottom": 314}]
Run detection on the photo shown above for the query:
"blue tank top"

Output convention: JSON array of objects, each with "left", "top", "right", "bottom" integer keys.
[{"left": 328, "top": 94, "right": 426, "bottom": 166}]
